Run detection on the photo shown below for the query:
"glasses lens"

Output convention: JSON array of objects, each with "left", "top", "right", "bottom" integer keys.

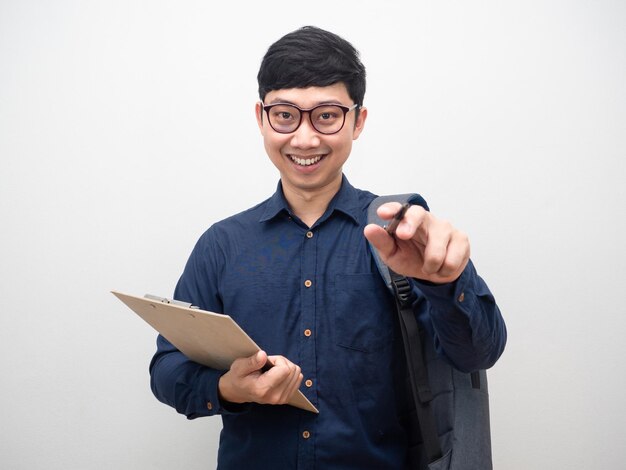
[
  {"left": 311, "top": 105, "right": 345, "bottom": 134},
  {"left": 267, "top": 104, "right": 301, "bottom": 133}
]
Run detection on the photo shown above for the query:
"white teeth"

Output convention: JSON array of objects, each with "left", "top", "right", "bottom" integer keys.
[{"left": 290, "top": 155, "right": 322, "bottom": 166}]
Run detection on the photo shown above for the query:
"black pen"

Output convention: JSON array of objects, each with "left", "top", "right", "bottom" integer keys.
[{"left": 385, "top": 203, "right": 410, "bottom": 236}]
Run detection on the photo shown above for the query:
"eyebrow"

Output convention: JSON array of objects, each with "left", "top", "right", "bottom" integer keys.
[{"left": 265, "top": 97, "right": 345, "bottom": 107}]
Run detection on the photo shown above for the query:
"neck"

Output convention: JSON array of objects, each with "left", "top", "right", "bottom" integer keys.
[{"left": 281, "top": 177, "right": 342, "bottom": 228}]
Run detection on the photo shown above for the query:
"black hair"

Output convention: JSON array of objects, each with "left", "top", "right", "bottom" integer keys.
[{"left": 257, "top": 26, "right": 366, "bottom": 107}]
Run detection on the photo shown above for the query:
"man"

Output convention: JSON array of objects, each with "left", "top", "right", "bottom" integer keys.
[{"left": 150, "top": 26, "right": 506, "bottom": 469}]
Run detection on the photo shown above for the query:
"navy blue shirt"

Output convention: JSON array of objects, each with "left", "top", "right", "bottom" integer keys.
[{"left": 149, "top": 176, "right": 506, "bottom": 469}]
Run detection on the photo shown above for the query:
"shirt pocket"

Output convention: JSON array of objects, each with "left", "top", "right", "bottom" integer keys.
[{"left": 333, "top": 273, "right": 395, "bottom": 353}]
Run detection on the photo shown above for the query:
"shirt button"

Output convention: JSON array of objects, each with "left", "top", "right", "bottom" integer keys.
[
  {"left": 458, "top": 292, "right": 465, "bottom": 302},
  {"left": 304, "top": 329, "right": 312, "bottom": 337},
  {"left": 206, "top": 402, "right": 213, "bottom": 411},
  {"left": 306, "top": 231, "right": 313, "bottom": 239},
  {"left": 305, "top": 379, "right": 313, "bottom": 387},
  {"left": 302, "top": 430, "right": 311, "bottom": 439},
  {"left": 304, "top": 279, "right": 312, "bottom": 288}
]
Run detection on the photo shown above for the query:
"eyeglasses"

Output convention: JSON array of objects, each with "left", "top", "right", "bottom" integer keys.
[{"left": 262, "top": 102, "right": 359, "bottom": 135}]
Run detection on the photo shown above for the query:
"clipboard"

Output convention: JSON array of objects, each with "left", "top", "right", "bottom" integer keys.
[{"left": 112, "top": 291, "right": 318, "bottom": 414}]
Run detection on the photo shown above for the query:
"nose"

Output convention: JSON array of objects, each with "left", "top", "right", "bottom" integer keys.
[{"left": 289, "top": 112, "right": 321, "bottom": 149}]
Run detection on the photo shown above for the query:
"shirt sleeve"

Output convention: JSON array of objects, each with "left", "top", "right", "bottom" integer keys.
[
  {"left": 148, "top": 228, "right": 250, "bottom": 419},
  {"left": 413, "top": 260, "right": 507, "bottom": 372}
]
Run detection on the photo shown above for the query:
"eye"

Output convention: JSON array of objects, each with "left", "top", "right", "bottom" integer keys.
[
  {"left": 270, "top": 105, "right": 299, "bottom": 122},
  {"left": 313, "top": 106, "right": 341, "bottom": 126},
  {"left": 274, "top": 111, "right": 290, "bottom": 119}
]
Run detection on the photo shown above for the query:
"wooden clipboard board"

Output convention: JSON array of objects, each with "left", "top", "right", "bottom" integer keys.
[{"left": 112, "top": 291, "right": 318, "bottom": 414}]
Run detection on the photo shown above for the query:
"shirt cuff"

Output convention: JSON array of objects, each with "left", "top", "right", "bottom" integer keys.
[
  {"left": 189, "top": 367, "right": 252, "bottom": 418},
  {"left": 412, "top": 260, "right": 476, "bottom": 315},
  {"left": 413, "top": 259, "right": 495, "bottom": 350}
]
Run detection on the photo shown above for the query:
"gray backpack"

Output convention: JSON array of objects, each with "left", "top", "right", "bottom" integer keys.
[{"left": 368, "top": 194, "right": 492, "bottom": 470}]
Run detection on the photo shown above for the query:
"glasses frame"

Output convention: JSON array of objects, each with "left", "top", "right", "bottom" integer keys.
[{"left": 262, "top": 102, "right": 360, "bottom": 135}]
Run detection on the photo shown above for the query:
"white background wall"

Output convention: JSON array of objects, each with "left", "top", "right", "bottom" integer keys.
[{"left": 1, "top": 1, "right": 624, "bottom": 468}]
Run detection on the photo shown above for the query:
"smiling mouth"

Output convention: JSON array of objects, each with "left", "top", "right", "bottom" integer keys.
[{"left": 289, "top": 154, "right": 325, "bottom": 166}]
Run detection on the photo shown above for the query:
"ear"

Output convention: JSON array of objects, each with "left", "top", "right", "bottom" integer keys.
[
  {"left": 352, "top": 106, "right": 367, "bottom": 140},
  {"left": 255, "top": 102, "right": 264, "bottom": 133}
]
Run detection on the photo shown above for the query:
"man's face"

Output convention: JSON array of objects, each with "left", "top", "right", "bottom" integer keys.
[{"left": 256, "top": 82, "right": 367, "bottom": 197}]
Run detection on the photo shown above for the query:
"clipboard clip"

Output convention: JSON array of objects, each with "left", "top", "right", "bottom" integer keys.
[{"left": 144, "top": 294, "right": 199, "bottom": 309}]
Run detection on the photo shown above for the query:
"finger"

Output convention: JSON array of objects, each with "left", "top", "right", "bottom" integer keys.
[
  {"left": 279, "top": 365, "right": 303, "bottom": 403},
  {"left": 376, "top": 202, "right": 404, "bottom": 221},
  {"left": 378, "top": 202, "right": 418, "bottom": 239},
  {"left": 421, "top": 221, "right": 452, "bottom": 275},
  {"left": 395, "top": 205, "right": 427, "bottom": 241},
  {"left": 264, "top": 356, "right": 298, "bottom": 386},
  {"left": 437, "top": 231, "right": 470, "bottom": 279},
  {"left": 363, "top": 223, "right": 397, "bottom": 260},
  {"left": 263, "top": 356, "right": 300, "bottom": 404},
  {"left": 233, "top": 350, "right": 267, "bottom": 376},
  {"left": 267, "top": 355, "right": 290, "bottom": 370}
]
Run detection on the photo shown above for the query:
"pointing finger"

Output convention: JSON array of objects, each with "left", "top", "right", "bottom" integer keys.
[{"left": 395, "top": 205, "right": 428, "bottom": 241}]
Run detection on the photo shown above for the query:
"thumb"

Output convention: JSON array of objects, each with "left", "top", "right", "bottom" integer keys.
[
  {"left": 363, "top": 223, "right": 396, "bottom": 260},
  {"left": 245, "top": 350, "right": 267, "bottom": 373}
]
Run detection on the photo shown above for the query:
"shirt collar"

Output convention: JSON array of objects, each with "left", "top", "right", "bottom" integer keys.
[{"left": 259, "top": 174, "right": 361, "bottom": 225}]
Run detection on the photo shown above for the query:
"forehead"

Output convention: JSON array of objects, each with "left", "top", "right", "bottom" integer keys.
[{"left": 264, "top": 82, "right": 351, "bottom": 107}]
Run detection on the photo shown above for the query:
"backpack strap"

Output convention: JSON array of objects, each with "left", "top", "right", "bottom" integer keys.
[{"left": 367, "top": 194, "right": 443, "bottom": 464}]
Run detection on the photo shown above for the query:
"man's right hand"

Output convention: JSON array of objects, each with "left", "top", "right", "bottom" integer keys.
[{"left": 218, "top": 350, "right": 303, "bottom": 406}]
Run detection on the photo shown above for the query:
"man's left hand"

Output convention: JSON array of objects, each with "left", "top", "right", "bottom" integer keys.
[{"left": 364, "top": 202, "right": 470, "bottom": 284}]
